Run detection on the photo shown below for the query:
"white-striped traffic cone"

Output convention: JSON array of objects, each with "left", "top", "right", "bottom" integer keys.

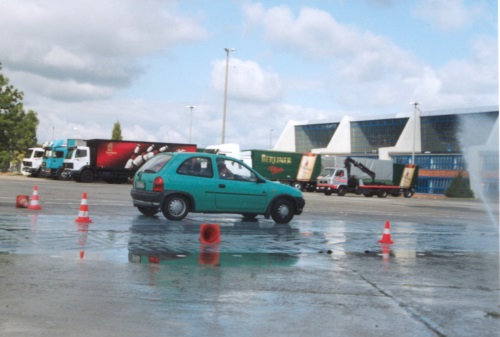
[
  {"left": 378, "top": 221, "right": 394, "bottom": 244},
  {"left": 27, "top": 186, "right": 42, "bottom": 210},
  {"left": 75, "top": 192, "right": 92, "bottom": 223}
]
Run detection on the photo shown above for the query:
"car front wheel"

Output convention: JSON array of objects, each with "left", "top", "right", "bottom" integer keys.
[
  {"left": 162, "top": 195, "right": 189, "bottom": 220},
  {"left": 270, "top": 198, "right": 295, "bottom": 224}
]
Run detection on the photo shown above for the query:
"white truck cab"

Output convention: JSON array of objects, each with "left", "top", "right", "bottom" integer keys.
[{"left": 21, "top": 147, "right": 45, "bottom": 176}]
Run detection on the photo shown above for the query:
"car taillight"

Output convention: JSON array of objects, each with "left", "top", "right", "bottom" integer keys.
[{"left": 153, "top": 176, "right": 164, "bottom": 192}]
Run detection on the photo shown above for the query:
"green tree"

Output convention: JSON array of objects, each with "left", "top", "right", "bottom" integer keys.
[
  {"left": 111, "top": 121, "right": 123, "bottom": 140},
  {"left": 444, "top": 172, "right": 475, "bottom": 198},
  {"left": 0, "top": 63, "right": 39, "bottom": 171}
]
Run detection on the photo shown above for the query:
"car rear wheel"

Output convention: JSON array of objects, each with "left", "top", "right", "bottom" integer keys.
[
  {"left": 270, "top": 198, "right": 295, "bottom": 224},
  {"left": 138, "top": 206, "right": 159, "bottom": 217},
  {"left": 162, "top": 195, "right": 189, "bottom": 220}
]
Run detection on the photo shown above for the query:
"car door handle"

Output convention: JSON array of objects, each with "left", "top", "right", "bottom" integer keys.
[{"left": 218, "top": 184, "right": 226, "bottom": 188}]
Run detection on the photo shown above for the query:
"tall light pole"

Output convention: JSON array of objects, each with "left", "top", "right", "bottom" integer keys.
[
  {"left": 187, "top": 105, "right": 195, "bottom": 143},
  {"left": 222, "top": 47, "right": 236, "bottom": 144},
  {"left": 410, "top": 102, "right": 420, "bottom": 165}
]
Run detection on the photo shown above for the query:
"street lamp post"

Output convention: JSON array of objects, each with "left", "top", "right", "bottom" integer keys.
[
  {"left": 410, "top": 102, "right": 420, "bottom": 165},
  {"left": 187, "top": 105, "right": 195, "bottom": 143},
  {"left": 222, "top": 47, "right": 236, "bottom": 144}
]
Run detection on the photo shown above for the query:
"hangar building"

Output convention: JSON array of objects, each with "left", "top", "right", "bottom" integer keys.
[{"left": 274, "top": 106, "right": 499, "bottom": 196}]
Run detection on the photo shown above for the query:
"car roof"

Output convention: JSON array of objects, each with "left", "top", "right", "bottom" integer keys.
[{"left": 167, "top": 152, "right": 239, "bottom": 161}]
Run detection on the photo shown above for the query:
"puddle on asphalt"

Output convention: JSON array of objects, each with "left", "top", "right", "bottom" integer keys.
[{"left": 1, "top": 214, "right": 498, "bottom": 268}]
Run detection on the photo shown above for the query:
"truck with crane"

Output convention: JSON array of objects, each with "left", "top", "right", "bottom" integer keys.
[{"left": 316, "top": 156, "right": 418, "bottom": 198}]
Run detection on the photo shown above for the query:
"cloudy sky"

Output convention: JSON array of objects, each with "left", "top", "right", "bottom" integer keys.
[{"left": 0, "top": 0, "right": 497, "bottom": 149}]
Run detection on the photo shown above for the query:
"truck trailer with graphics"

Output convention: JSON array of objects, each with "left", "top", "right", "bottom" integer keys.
[
  {"left": 63, "top": 139, "right": 196, "bottom": 183},
  {"left": 240, "top": 150, "right": 322, "bottom": 191}
]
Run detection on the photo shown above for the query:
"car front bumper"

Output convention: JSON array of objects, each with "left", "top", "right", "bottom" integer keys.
[{"left": 295, "top": 196, "right": 305, "bottom": 215}]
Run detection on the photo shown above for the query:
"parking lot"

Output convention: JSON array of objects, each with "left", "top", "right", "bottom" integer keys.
[{"left": 0, "top": 175, "right": 499, "bottom": 337}]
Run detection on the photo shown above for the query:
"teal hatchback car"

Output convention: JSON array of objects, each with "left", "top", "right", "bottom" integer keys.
[{"left": 130, "top": 152, "right": 305, "bottom": 223}]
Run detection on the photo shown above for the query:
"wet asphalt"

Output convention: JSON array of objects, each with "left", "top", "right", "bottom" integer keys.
[{"left": 0, "top": 175, "right": 499, "bottom": 337}]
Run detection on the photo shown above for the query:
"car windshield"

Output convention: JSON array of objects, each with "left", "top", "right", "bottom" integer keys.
[{"left": 137, "top": 154, "right": 173, "bottom": 173}]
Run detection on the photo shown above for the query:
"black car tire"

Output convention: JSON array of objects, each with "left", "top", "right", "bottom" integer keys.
[
  {"left": 270, "top": 198, "right": 295, "bottom": 224},
  {"left": 162, "top": 195, "right": 189, "bottom": 220},
  {"left": 138, "top": 206, "right": 159, "bottom": 217}
]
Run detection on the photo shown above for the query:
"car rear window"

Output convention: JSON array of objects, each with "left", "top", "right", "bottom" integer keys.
[{"left": 137, "top": 154, "right": 173, "bottom": 173}]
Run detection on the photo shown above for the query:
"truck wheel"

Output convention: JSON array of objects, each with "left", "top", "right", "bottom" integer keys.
[
  {"left": 293, "top": 182, "right": 303, "bottom": 191},
  {"left": 56, "top": 169, "right": 68, "bottom": 180},
  {"left": 138, "top": 206, "right": 159, "bottom": 217},
  {"left": 404, "top": 190, "right": 414, "bottom": 198},
  {"left": 324, "top": 189, "right": 332, "bottom": 196},
  {"left": 162, "top": 195, "right": 189, "bottom": 220},
  {"left": 80, "top": 169, "right": 95, "bottom": 183},
  {"left": 377, "top": 190, "right": 388, "bottom": 198},
  {"left": 337, "top": 186, "right": 347, "bottom": 196},
  {"left": 270, "top": 198, "right": 295, "bottom": 224}
]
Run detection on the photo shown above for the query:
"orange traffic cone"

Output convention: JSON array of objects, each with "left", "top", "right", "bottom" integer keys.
[
  {"left": 27, "top": 186, "right": 42, "bottom": 210},
  {"left": 200, "top": 224, "right": 221, "bottom": 244},
  {"left": 378, "top": 221, "right": 394, "bottom": 244},
  {"left": 75, "top": 192, "right": 93, "bottom": 223},
  {"left": 16, "top": 195, "right": 30, "bottom": 208}
]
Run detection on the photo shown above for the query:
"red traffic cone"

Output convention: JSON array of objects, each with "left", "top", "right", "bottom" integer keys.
[
  {"left": 16, "top": 195, "right": 30, "bottom": 208},
  {"left": 75, "top": 192, "right": 93, "bottom": 223},
  {"left": 200, "top": 224, "right": 220, "bottom": 244},
  {"left": 378, "top": 221, "right": 394, "bottom": 244},
  {"left": 27, "top": 186, "right": 42, "bottom": 210}
]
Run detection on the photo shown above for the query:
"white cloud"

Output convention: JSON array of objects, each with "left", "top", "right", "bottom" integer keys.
[
  {"left": 413, "top": 0, "right": 484, "bottom": 31},
  {"left": 244, "top": 3, "right": 497, "bottom": 112},
  {"left": 211, "top": 58, "right": 283, "bottom": 103},
  {"left": 0, "top": 0, "right": 208, "bottom": 101}
]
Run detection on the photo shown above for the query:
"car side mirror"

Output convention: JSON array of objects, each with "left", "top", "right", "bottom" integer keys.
[{"left": 256, "top": 177, "right": 266, "bottom": 184}]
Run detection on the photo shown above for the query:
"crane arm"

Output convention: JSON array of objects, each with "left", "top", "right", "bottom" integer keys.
[{"left": 344, "top": 157, "right": 376, "bottom": 182}]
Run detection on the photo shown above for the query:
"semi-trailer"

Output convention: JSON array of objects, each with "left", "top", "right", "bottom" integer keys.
[{"left": 63, "top": 139, "right": 196, "bottom": 183}]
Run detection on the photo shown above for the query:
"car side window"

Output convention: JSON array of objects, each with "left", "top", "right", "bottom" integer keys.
[
  {"left": 217, "top": 158, "right": 257, "bottom": 182},
  {"left": 178, "top": 157, "right": 213, "bottom": 177}
]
